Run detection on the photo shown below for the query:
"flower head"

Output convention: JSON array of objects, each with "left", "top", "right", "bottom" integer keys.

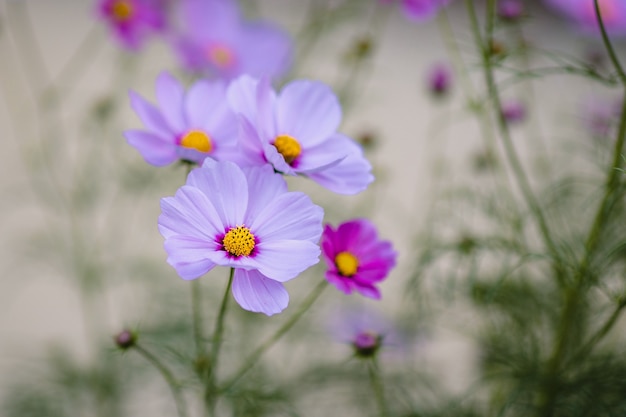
[
  {"left": 381, "top": 0, "right": 452, "bottom": 22},
  {"left": 158, "top": 159, "right": 323, "bottom": 315},
  {"left": 497, "top": 0, "right": 525, "bottom": 22},
  {"left": 227, "top": 76, "right": 374, "bottom": 195},
  {"left": 427, "top": 62, "right": 453, "bottom": 97},
  {"left": 501, "top": 99, "right": 526, "bottom": 124},
  {"left": 96, "top": 0, "right": 168, "bottom": 50},
  {"left": 545, "top": 0, "right": 626, "bottom": 37},
  {"left": 173, "top": 0, "right": 293, "bottom": 80},
  {"left": 124, "top": 71, "right": 238, "bottom": 166},
  {"left": 321, "top": 219, "right": 396, "bottom": 299}
]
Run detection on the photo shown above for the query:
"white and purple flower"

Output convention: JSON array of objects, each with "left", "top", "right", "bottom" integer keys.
[{"left": 96, "top": 0, "right": 168, "bottom": 50}]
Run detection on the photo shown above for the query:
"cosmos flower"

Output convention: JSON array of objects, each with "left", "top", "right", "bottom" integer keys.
[
  {"left": 321, "top": 219, "right": 396, "bottom": 299},
  {"left": 426, "top": 62, "right": 453, "bottom": 97},
  {"left": 380, "top": 0, "right": 452, "bottom": 22},
  {"left": 497, "top": 0, "right": 525, "bottom": 22},
  {"left": 328, "top": 306, "right": 400, "bottom": 358},
  {"left": 226, "top": 76, "right": 374, "bottom": 195},
  {"left": 501, "top": 99, "right": 526, "bottom": 125},
  {"left": 96, "top": 0, "right": 168, "bottom": 50},
  {"left": 158, "top": 159, "right": 324, "bottom": 316},
  {"left": 172, "top": 0, "right": 293, "bottom": 80},
  {"left": 545, "top": 0, "right": 626, "bottom": 37},
  {"left": 124, "top": 71, "right": 238, "bottom": 166}
]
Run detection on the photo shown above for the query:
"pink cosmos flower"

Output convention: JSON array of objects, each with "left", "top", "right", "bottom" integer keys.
[
  {"left": 321, "top": 219, "right": 397, "bottom": 300},
  {"left": 501, "top": 99, "right": 526, "bottom": 124},
  {"left": 226, "top": 76, "right": 374, "bottom": 195},
  {"left": 172, "top": 0, "right": 293, "bottom": 80},
  {"left": 124, "top": 71, "right": 238, "bottom": 166},
  {"left": 380, "top": 0, "right": 452, "bottom": 22},
  {"left": 426, "top": 62, "right": 453, "bottom": 96},
  {"left": 545, "top": 0, "right": 626, "bottom": 37},
  {"left": 96, "top": 0, "right": 168, "bottom": 50},
  {"left": 158, "top": 159, "right": 324, "bottom": 316}
]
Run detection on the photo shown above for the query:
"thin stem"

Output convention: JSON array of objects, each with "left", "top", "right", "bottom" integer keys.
[
  {"left": 368, "top": 358, "right": 389, "bottom": 417},
  {"left": 221, "top": 279, "right": 328, "bottom": 392},
  {"left": 594, "top": 0, "right": 626, "bottom": 84},
  {"left": 205, "top": 268, "right": 235, "bottom": 416},
  {"left": 133, "top": 344, "right": 189, "bottom": 417}
]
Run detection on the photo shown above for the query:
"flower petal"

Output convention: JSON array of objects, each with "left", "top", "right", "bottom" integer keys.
[
  {"left": 232, "top": 269, "right": 289, "bottom": 315},
  {"left": 236, "top": 21, "right": 293, "bottom": 79},
  {"left": 276, "top": 80, "right": 341, "bottom": 147},
  {"left": 129, "top": 90, "right": 173, "bottom": 135},
  {"left": 243, "top": 165, "right": 288, "bottom": 223},
  {"left": 156, "top": 71, "right": 186, "bottom": 133},
  {"left": 186, "top": 160, "right": 248, "bottom": 227},
  {"left": 163, "top": 235, "right": 218, "bottom": 280},
  {"left": 253, "top": 240, "right": 321, "bottom": 282},
  {"left": 295, "top": 133, "right": 355, "bottom": 173},
  {"left": 124, "top": 129, "right": 177, "bottom": 166}
]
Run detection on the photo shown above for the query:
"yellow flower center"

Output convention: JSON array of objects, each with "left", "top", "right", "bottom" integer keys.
[
  {"left": 273, "top": 134, "right": 302, "bottom": 164},
  {"left": 207, "top": 44, "right": 235, "bottom": 69},
  {"left": 180, "top": 130, "right": 212, "bottom": 153},
  {"left": 112, "top": 0, "right": 134, "bottom": 22},
  {"left": 223, "top": 226, "right": 255, "bottom": 257},
  {"left": 335, "top": 251, "right": 358, "bottom": 277}
]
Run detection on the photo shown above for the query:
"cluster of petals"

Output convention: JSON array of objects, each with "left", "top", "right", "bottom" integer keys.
[
  {"left": 322, "top": 219, "right": 397, "bottom": 300},
  {"left": 124, "top": 71, "right": 238, "bottom": 166},
  {"left": 380, "top": 0, "right": 452, "bottom": 22},
  {"left": 545, "top": 0, "right": 626, "bottom": 37},
  {"left": 172, "top": 0, "right": 293, "bottom": 80},
  {"left": 226, "top": 76, "right": 374, "bottom": 195},
  {"left": 96, "top": 0, "right": 169, "bottom": 50},
  {"left": 158, "top": 159, "right": 324, "bottom": 316}
]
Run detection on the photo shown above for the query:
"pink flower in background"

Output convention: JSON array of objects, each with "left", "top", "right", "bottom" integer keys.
[
  {"left": 227, "top": 76, "right": 374, "bottom": 195},
  {"left": 159, "top": 160, "right": 323, "bottom": 316},
  {"left": 501, "top": 99, "right": 526, "bottom": 125},
  {"left": 173, "top": 0, "right": 293, "bottom": 80},
  {"left": 96, "top": 0, "right": 168, "bottom": 50},
  {"left": 498, "top": 0, "right": 525, "bottom": 22},
  {"left": 124, "top": 71, "right": 238, "bottom": 166},
  {"left": 426, "top": 62, "right": 453, "bottom": 96},
  {"left": 322, "top": 219, "right": 397, "bottom": 299},
  {"left": 381, "top": 0, "right": 452, "bottom": 22},
  {"left": 545, "top": 0, "right": 626, "bottom": 37}
]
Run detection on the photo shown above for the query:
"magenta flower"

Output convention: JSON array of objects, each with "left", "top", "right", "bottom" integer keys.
[
  {"left": 158, "top": 159, "right": 323, "bottom": 316},
  {"left": 321, "top": 219, "right": 396, "bottom": 300},
  {"left": 498, "top": 0, "right": 524, "bottom": 22},
  {"left": 124, "top": 71, "right": 238, "bottom": 166},
  {"left": 426, "top": 62, "right": 453, "bottom": 96},
  {"left": 501, "top": 99, "right": 526, "bottom": 124},
  {"left": 227, "top": 76, "right": 374, "bottom": 195},
  {"left": 172, "top": 0, "right": 293, "bottom": 80},
  {"left": 96, "top": 0, "right": 168, "bottom": 50},
  {"left": 545, "top": 0, "right": 626, "bottom": 37},
  {"left": 381, "top": 0, "right": 452, "bottom": 22}
]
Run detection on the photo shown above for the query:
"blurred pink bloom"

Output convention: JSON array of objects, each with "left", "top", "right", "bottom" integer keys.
[
  {"left": 426, "top": 62, "right": 453, "bottom": 96},
  {"left": 96, "top": 0, "right": 168, "bottom": 50},
  {"left": 545, "top": 0, "right": 626, "bottom": 37},
  {"left": 380, "top": 0, "right": 452, "bottom": 22}
]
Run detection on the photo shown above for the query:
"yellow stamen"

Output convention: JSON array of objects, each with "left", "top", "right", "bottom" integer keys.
[
  {"left": 273, "top": 134, "right": 302, "bottom": 164},
  {"left": 223, "top": 226, "right": 255, "bottom": 257},
  {"left": 112, "top": 0, "right": 134, "bottom": 22},
  {"left": 207, "top": 45, "right": 235, "bottom": 69},
  {"left": 335, "top": 251, "right": 358, "bottom": 277},
  {"left": 180, "top": 130, "right": 212, "bottom": 153}
]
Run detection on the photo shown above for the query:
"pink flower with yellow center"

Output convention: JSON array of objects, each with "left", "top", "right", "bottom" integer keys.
[
  {"left": 226, "top": 76, "right": 374, "bottom": 195},
  {"left": 546, "top": 0, "right": 626, "bottom": 36},
  {"left": 172, "top": 0, "right": 293, "bottom": 80},
  {"left": 96, "top": 0, "right": 168, "bottom": 50},
  {"left": 124, "top": 71, "right": 238, "bottom": 166},
  {"left": 321, "top": 219, "right": 397, "bottom": 299}
]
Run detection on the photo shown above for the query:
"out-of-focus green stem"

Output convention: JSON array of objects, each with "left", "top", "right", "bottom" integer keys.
[
  {"left": 368, "top": 358, "right": 389, "bottom": 417},
  {"left": 134, "top": 343, "right": 189, "bottom": 417},
  {"left": 220, "top": 280, "right": 328, "bottom": 393}
]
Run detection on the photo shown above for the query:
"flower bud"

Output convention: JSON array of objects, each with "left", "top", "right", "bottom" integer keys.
[{"left": 114, "top": 329, "right": 137, "bottom": 350}]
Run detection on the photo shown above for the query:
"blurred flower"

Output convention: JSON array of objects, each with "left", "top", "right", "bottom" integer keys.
[
  {"left": 426, "top": 62, "right": 453, "bottom": 97},
  {"left": 497, "top": 0, "right": 525, "bottom": 22},
  {"left": 159, "top": 160, "right": 323, "bottom": 316},
  {"left": 114, "top": 329, "right": 137, "bottom": 349},
  {"left": 501, "top": 99, "right": 526, "bottom": 124},
  {"left": 582, "top": 96, "right": 622, "bottom": 138},
  {"left": 321, "top": 219, "right": 396, "bottom": 300},
  {"left": 173, "top": 0, "right": 293, "bottom": 80},
  {"left": 329, "top": 306, "right": 400, "bottom": 358},
  {"left": 124, "top": 71, "right": 238, "bottom": 166},
  {"left": 96, "top": 0, "right": 168, "bottom": 50},
  {"left": 227, "top": 76, "right": 374, "bottom": 195},
  {"left": 545, "top": 0, "right": 626, "bottom": 37},
  {"left": 380, "top": 0, "right": 452, "bottom": 22}
]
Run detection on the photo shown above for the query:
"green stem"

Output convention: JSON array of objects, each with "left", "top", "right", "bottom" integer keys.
[
  {"left": 133, "top": 344, "right": 189, "bottom": 417},
  {"left": 205, "top": 268, "right": 235, "bottom": 416},
  {"left": 220, "top": 279, "right": 328, "bottom": 392},
  {"left": 594, "top": 0, "right": 626, "bottom": 84},
  {"left": 368, "top": 358, "right": 389, "bottom": 417}
]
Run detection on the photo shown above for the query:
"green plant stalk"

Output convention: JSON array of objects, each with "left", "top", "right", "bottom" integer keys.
[
  {"left": 205, "top": 268, "right": 234, "bottom": 416},
  {"left": 536, "top": 2, "right": 626, "bottom": 415},
  {"left": 368, "top": 358, "right": 389, "bottom": 417},
  {"left": 134, "top": 343, "right": 189, "bottom": 417},
  {"left": 220, "top": 279, "right": 328, "bottom": 393}
]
